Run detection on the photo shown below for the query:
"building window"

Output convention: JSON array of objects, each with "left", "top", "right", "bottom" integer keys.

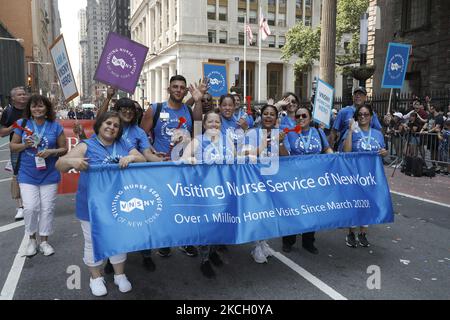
[
  {"left": 219, "top": 5, "right": 227, "bottom": 21},
  {"left": 249, "top": 10, "right": 257, "bottom": 24},
  {"left": 268, "top": 35, "right": 276, "bottom": 48},
  {"left": 219, "top": 31, "right": 227, "bottom": 44},
  {"left": 267, "top": 12, "right": 275, "bottom": 26},
  {"left": 208, "top": 29, "right": 216, "bottom": 43},
  {"left": 402, "top": 0, "right": 430, "bottom": 31},
  {"left": 278, "top": 13, "right": 286, "bottom": 27},
  {"left": 279, "top": 36, "right": 285, "bottom": 48},
  {"left": 207, "top": 2, "right": 216, "bottom": 20},
  {"left": 305, "top": 0, "right": 312, "bottom": 11},
  {"left": 238, "top": 9, "right": 246, "bottom": 23},
  {"left": 305, "top": 16, "right": 312, "bottom": 26},
  {"left": 239, "top": 32, "right": 244, "bottom": 45}
]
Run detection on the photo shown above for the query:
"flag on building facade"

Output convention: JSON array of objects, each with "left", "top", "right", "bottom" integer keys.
[
  {"left": 245, "top": 24, "right": 253, "bottom": 45},
  {"left": 259, "top": 13, "right": 271, "bottom": 41}
]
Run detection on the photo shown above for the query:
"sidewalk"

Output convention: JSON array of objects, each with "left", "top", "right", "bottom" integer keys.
[{"left": 384, "top": 166, "right": 450, "bottom": 206}]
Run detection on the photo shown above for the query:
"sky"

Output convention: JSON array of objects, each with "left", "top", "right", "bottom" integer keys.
[{"left": 58, "top": 0, "right": 86, "bottom": 90}]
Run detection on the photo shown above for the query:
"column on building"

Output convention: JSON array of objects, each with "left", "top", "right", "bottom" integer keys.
[
  {"left": 284, "top": 63, "right": 295, "bottom": 94},
  {"left": 150, "top": 7, "right": 155, "bottom": 52},
  {"left": 155, "top": 67, "right": 162, "bottom": 102},
  {"left": 161, "top": 64, "right": 169, "bottom": 100},
  {"left": 229, "top": 58, "right": 240, "bottom": 89},
  {"left": 168, "top": 0, "right": 175, "bottom": 43},
  {"left": 257, "top": 61, "right": 268, "bottom": 102},
  {"left": 169, "top": 61, "right": 177, "bottom": 78},
  {"left": 161, "top": 0, "right": 168, "bottom": 47},
  {"left": 149, "top": 69, "right": 156, "bottom": 103}
]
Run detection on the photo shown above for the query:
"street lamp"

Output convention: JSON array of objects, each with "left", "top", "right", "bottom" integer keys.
[{"left": 0, "top": 37, "right": 24, "bottom": 43}]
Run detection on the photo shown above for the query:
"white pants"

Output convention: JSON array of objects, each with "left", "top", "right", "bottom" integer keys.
[
  {"left": 19, "top": 183, "right": 58, "bottom": 237},
  {"left": 80, "top": 220, "right": 127, "bottom": 268}
]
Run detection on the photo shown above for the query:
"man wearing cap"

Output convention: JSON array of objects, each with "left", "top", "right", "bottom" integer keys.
[{"left": 329, "top": 87, "right": 382, "bottom": 150}]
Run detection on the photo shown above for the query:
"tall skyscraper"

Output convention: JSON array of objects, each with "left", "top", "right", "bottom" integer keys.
[
  {"left": 78, "top": 8, "right": 90, "bottom": 101},
  {"left": 110, "top": 0, "right": 131, "bottom": 38}
]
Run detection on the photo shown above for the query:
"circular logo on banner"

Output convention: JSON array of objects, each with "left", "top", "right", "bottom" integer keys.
[
  {"left": 111, "top": 185, "right": 163, "bottom": 228},
  {"left": 388, "top": 53, "right": 405, "bottom": 80},
  {"left": 207, "top": 71, "right": 226, "bottom": 94},
  {"left": 105, "top": 48, "right": 138, "bottom": 80},
  {"left": 25, "top": 136, "right": 49, "bottom": 157}
]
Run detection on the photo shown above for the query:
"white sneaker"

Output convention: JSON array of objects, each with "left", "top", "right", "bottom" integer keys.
[
  {"left": 260, "top": 240, "right": 273, "bottom": 257},
  {"left": 114, "top": 274, "right": 132, "bottom": 293},
  {"left": 90, "top": 277, "right": 107, "bottom": 297},
  {"left": 25, "top": 239, "right": 37, "bottom": 256},
  {"left": 39, "top": 241, "right": 55, "bottom": 256},
  {"left": 251, "top": 243, "right": 268, "bottom": 264},
  {"left": 15, "top": 208, "right": 24, "bottom": 220}
]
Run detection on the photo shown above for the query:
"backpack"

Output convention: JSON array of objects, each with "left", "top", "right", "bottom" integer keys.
[{"left": 402, "top": 156, "right": 425, "bottom": 177}]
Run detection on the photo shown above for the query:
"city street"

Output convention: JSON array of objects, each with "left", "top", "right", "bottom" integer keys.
[{"left": 0, "top": 136, "right": 449, "bottom": 300}]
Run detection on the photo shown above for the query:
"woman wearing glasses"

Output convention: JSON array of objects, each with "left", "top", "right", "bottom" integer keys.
[
  {"left": 343, "top": 104, "right": 387, "bottom": 248},
  {"left": 282, "top": 106, "right": 333, "bottom": 255}
]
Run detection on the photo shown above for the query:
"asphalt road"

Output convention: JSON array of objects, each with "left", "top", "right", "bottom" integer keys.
[{"left": 0, "top": 137, "right": 449, "bottom": 300}]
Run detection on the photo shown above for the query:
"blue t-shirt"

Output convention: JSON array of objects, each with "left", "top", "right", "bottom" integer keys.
[
  {"left": 194, "top": 134, "right": 234, "bottom": 164},
  {"left": 240, "top": 128, "right": 289, "bottom": 158},
  {"left": 220, "top": 112, "right": 254, "bottom": 149},
  {"left": 285, "top": 127, "right": 329, "bottom": 155},
  {"left": 76, "top": 137, "right": 134, "bottom": 221},
  {"left": 333, "top": 105, "right": 382, "bottom": 144},
  {"left": 279, "top": 115, "right": 297, "bottom": 130},
  {"left": 152, "top": 102, "right": 192, "bottom": 154},
  {"left": 342, "top": 128, "right": 385, "bottom": 152},
  {"left": 14, "top": 119, "right": 64, "bottom": 185},
  {"left": 122, "top": 124, "right": 150, "bottom": 153}
]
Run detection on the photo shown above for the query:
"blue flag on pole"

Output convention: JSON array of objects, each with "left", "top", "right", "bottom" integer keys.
[
  {"left": 87, "top": 153, "right": 394, "bottom": 261},
  {"left": 381, "top": 42, "right": 411, "bottom": 89}
]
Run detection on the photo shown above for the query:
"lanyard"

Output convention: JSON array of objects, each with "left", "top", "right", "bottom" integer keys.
[
  {"left": 360, "top": 128, "right": 372, "bottom": 150},
  {"left": 123, "top": 126, "right": 130, "bottom": 139},
  {"left": 30, "top": 120, "right": 48, "bottom": 140},
  {"left": 96, "top": 138, "right": 117, "bottom": 159},
  {"left": 299, "top": 129, "right": 313, "bottom": 152}
]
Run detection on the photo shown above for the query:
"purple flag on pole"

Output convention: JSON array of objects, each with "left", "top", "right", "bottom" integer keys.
[{"left": 94, "top": 32, "right": 149, "bottom": 94}]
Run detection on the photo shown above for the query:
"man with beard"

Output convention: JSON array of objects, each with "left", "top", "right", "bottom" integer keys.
[
  {"left": 140, "top": 75, "right": 204, "bottom": 259},
  {"left": 0, "top": 87, "right": 29, "bottom": 220}
]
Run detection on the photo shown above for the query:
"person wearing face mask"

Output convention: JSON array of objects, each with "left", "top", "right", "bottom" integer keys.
[
  {"left": 281, "top": 107, "right": 333, "bottom": 255},
  {"left": 56, "top": 111, "right": 146, "bottom": 297},
  {"left": 10, "top": 95, "right": 68, "bottom": 257},
  {"left": 181, "top": 111, "right": 235, "bottom": 278},
  {"left": 343, "top": 104, "right": 387, "bottom": 248}
]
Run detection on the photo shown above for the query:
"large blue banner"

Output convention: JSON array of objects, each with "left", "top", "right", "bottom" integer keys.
[
  {"left": 87, "top": 153, "right": 394, "bottom": 261},
  {"left": 381, "top": 42, "right": 411, "bottom": 89}
]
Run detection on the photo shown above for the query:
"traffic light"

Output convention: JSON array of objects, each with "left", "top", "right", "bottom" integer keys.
[{"left": 27, "top": 75, "right": 32, "bottom": 86}]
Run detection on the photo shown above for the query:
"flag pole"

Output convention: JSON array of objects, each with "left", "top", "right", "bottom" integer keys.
[
  {"left": 258, "top": 5, "right": 262, "bottom": 103},
  {"left": 244, "top": 16, "right": 247, "bottom": 100}
]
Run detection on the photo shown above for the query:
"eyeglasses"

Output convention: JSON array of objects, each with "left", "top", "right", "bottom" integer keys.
[
  {"left": 120, "top": 109, "right": 135, "bottom": 115},
  {"left": 295, "top": 114, "right": 308, "bottom": 119},
  {"left": 358, "top": 112, "right": 371, "bottom": 118}
]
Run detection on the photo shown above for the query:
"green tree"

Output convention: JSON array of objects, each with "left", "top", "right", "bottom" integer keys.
[{"left": 282, "top": 0, "right": 369, "bottom": 74}]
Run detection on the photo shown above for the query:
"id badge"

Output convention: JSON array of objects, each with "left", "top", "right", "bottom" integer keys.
[
  {"left": 4, "top": 160, "right": 13, "bottom": 172},
  {"left": 160, "top": 112, "right": 170, "bottom": 121},
  {"left": 35, "top": 157, "right": 47, "bottom": 171}
]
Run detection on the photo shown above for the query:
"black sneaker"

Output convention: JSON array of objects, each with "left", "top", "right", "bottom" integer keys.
[
  {"left": 302, "top": 243, "right": 319, "bottom": 254},
  {"left": 179, "top": 245, "right": 198, "bottom": 257},
  {"left": 104, "top": 259, "right": 114, "bottom": 274},
  {"left": 346, "top": 232, "right": 357, "bottom": 248},
  {"left": 357, "top": 233, "right": 370, "bottom": 247},
  {"left": 209, "top": 251, "right": 223, "bottom": 267},
  {"left": 157, "top": 247, "right": 171, "bottom": 257},
  {"left": 142, "top": 256, "right": 156, "bottom": 272},
  {"left": 282, "top": 243, "right": 292, "bottom": 253},
  {"left": 200, "top": 261, "right": 215, "bottom": 279}
]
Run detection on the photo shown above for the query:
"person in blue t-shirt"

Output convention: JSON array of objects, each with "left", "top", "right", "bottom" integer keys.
[
  {"left": 274, "top": 92, "right": 300, "bottom": 130},
  {"left": 281, "top": 106, "right": 333, "bottom": 256},
  {"left": 343, "top": 104, "right": 387, "bottom": 249},
  {"left": 56, "top": 111, "right": 146, "bottom": 297},
  {"left": 330, "top": 87, "right": 382, "bottom": 150},
  {"left": 140, "top": 75, "right": 205, "bottom": 258},
  {"left": 218, "top": 94, "right": 254, "bottom": 153},
  {"left": 181, "top": 111, "right": 235, "bottom": 278},
  {"left": 10, "top": 95, "right": 67, "bottom": 258}
]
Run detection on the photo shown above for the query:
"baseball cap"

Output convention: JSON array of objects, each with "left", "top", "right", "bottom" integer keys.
[
  {"left": 393, "top": 112, "right": 403, "bottom": 118},
  {"left": 353, "top": 87, "right": 367, "bottom": 95}
]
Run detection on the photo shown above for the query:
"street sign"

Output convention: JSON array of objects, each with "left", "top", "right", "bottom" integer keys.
[
  {"left": 203, "top": 62, "right": 229, "bottom": 98},
  {"left": 94, "top": 32, "right": 149, "bottom": 94},
  {"left": 312, "top": 79, "right": 334, "bottom": 129},
  {"left": 49, "top": 34, "right": 79, "bottom": 103},
  {"left": 381, "top": 42, "right": 411, "bottom": 89}
]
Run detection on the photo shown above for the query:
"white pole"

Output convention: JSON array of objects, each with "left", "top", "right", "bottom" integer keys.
[
  {"left": 244, "top": 16, "right": 247, "bottom": 100},
  {"left": 258, "top": 6, "right": 262, "bottom": 103}
]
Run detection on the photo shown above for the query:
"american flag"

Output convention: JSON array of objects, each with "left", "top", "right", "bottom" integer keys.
[
  {"left": 245, "top": 24, "right": 253, "bottom": 45},
  {"left": 259, "top": 13, "right": 271, "bottom": 41}
]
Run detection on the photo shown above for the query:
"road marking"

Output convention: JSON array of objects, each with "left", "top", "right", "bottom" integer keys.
[
  {"left": 0, "top": 221, "right": 24, "bottom": 233},
  {"left": 0, "top": 234, "right": 28, "bottom": 300},
  {"left": 0, "top": 178, "right": 12, "bottom": 183},
  {"left": 268, "top": 248, "right": 348, "bottom": 300},
  {"left": 391, "top": 191, "right": 450, "bottom": 208}
]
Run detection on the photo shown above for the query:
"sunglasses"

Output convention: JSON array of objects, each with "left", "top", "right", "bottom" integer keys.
[
  {"left": 295, "top": 114, "right": 308, "bottom": 119},
  {"left": 358, "top": 112, "right": 371, "bottom": 118}
]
